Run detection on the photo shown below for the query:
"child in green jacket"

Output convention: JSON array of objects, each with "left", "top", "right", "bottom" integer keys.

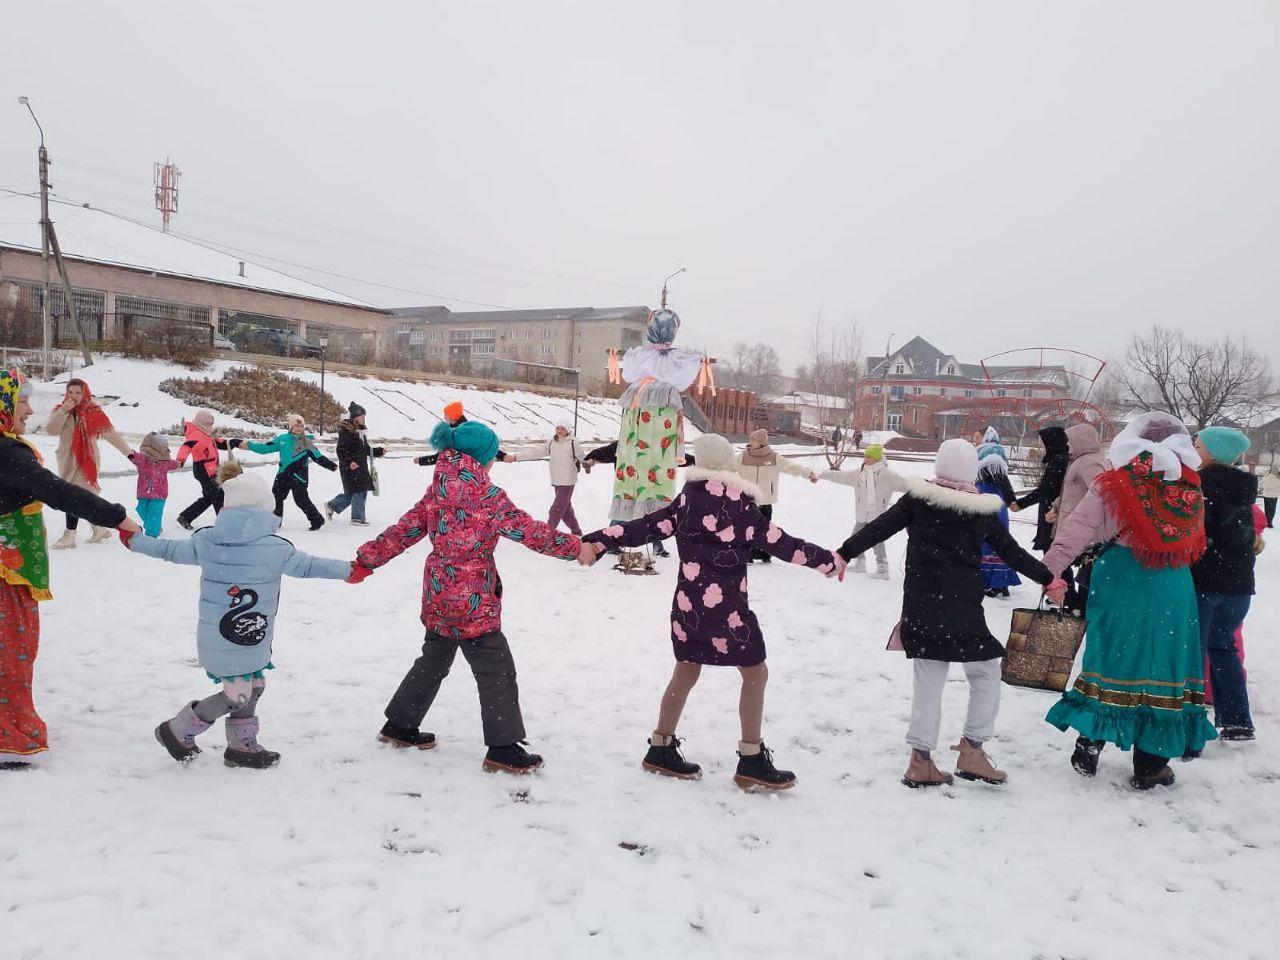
[{"left": 246, "top": 414, "right": 338, "bottom": 530}]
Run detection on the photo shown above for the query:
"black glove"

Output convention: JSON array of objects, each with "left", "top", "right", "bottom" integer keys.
[
  {"left": 417, "top": 454, "right": 439, "bottom": 467},
  {"left": 372, "top": 447, "right": 385, "bottom": 458}
]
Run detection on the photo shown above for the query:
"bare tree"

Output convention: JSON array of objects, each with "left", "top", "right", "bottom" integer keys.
[
  {"left": 801, "top": 318, "right": 865, "bottom": 467},
  {"left": 1121, "top": 325, "right": 1276, "bottom": 430},
  {"left": 722, "top": 340, "right": 783, "bottom": 397}
]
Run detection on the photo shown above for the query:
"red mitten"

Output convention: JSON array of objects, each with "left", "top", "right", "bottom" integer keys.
[
  {"left": 347, "top": 562, "right": 373, "bottom": 584},
  {"left": 118, "top": 529, "right": 135, "bottom": 548}
]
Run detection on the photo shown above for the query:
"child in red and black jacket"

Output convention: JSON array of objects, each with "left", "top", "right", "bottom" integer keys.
[{"left": 175, "top": 409, "right": 242, "bottom": 529}]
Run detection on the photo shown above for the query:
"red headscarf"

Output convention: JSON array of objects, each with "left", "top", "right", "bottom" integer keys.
[{"left": 53, "top": 379, "right": 114, "bottom": 487}]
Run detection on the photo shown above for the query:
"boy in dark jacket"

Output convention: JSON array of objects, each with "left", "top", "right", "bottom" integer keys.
[
  {"left": 326, "top": 402, "right": 384, "bottom": 526},
  {"left": 1192, "top": 427, "right": 1258, "bottom": 740},
  {"left": 839, "top": 439, "right": 1058, "bottom": 789}
]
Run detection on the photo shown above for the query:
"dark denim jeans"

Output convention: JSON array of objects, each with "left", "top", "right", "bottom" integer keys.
[{"left": 1197, "top": 592, "right": 1253, "bottom": 730}]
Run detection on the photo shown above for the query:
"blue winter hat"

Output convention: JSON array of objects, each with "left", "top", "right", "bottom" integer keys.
[
  {"left": 430, "top": 419, "right": 500, "bottom": 465},
  {"left": 1198, "top": 426, "right": 1250, "bottom": 465}
]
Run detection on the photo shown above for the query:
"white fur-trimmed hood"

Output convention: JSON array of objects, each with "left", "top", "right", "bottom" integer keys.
[
  {"left": 903, "top": 477, "right": 1005, "bottom": 515},
  {"left": 685, "top": 466, "right": 766, "bottom": 503}
]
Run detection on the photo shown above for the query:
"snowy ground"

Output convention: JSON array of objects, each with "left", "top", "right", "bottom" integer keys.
[{"left": 5, "top": 430, "right": 1280, "bottom": 958}]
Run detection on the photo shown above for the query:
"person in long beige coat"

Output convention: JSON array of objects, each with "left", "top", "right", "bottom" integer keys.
[{"left": 42, "top": 378, "right": 132, "bottom": 548}]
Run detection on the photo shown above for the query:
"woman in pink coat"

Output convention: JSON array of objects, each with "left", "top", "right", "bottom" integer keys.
[{"left": 352, "top": 419, "right": 590, "bottom": 775}]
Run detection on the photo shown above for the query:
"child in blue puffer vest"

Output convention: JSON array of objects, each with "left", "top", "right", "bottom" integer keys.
[
  {"left": 122, "top": 460, "right": 354, "bottom": 768},
  {"left": 245, "top": 413, "right": 338, "bottom": 531}
]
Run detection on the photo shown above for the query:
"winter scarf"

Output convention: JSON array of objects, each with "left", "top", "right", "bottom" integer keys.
[
  {"left": 1096, "top": 453, "right": 1206, "bottom": 569},
  {"left": 976, "top": 427, "right": 1008, "bottom": 476},
  {"left": 0, "top": 369, "right": 51, "bottom": 600},
  {"left": 739, "top": 429, "right": 777, "bottom": 467},
  {"left": 53, "top": 380, "right": 114, "bottom": 488},
  {"left": 288, "top": 430, "right": 318, "bottom": 459},
  {"left": 140, "top": 432, "right": 172, "bottom": 463}
]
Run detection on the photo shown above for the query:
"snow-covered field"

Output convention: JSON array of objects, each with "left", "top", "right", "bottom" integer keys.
[
  {"left": 19, "top": 356, "right": 629, "bottom": 444},
  {"left": 5, "top": 388, "right": 1279, "bottom": 958}
]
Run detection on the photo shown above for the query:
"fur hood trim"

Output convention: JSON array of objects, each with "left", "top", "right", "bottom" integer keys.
[
  {"left": 685, "top": 466, "right": 766, "bottom": 503},
  {"left": 904, "top": 477, "right": 1005, "bottom": 515}
]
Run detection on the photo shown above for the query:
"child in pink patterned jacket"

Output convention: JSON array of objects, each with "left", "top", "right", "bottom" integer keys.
[
  {"left": 352, "top": 419, "right": 591, "bottom": 775},
  {"left": 128, "top": 432, "right": 183, "bottom": 537}
]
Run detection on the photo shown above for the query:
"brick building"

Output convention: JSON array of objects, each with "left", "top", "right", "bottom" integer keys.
[{"left": 856, "top": 336, "right": 1069, "bottom": 438}]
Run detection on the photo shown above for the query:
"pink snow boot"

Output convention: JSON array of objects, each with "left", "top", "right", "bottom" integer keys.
[
  {"left": 223, "top": 717, "right": 281, "bottom": 769},
  {"left": 155, "top": 702, "right": 213, "bottom": 763}
]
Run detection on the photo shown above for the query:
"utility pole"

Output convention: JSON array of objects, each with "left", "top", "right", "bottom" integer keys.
[
  {"left": 47, "top": 225, "right": 95, "bottom": 368},
  {"left": 880, "top": 334, "right": 895, "bottom": 431},
  {"left": 17, "top": 97, "right": 52, "bottom": 379}
]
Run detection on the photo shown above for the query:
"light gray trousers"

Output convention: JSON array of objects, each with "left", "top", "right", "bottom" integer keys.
[
  {"left": 906, "top": 658, "right": 1002, "bottom": 752},
  {"left": 849, "top": 521, "right": 887, "bottom": 564}
]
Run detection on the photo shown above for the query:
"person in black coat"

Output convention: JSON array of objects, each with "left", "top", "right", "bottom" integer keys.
[
  {"left": 1012, "top": 426, "right": 1070, "bottom": 552},
  {"left": 1191, "top": 427, "right": 1259, "bottom": 740},
  {"left": 838, "top": 438, "right": 1055, "bottom": 789},
  {"left": 326, "top": 402, "right": 384, "bottom": 526},
  {"left": 416, "top": 404, "right": 508, "bottom": 467},
  {"left": 0, "top": 370, "right": 139, "bottom": 767}
]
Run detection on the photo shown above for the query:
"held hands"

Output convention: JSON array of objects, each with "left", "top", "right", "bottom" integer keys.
[
  {"left": 1009, "top": 503, "right": 1021, "bottom": 513},
  {"left": 349, "top": 462, "right": 360, "bottom": 471},
  {"left": 577, "top": 541, "right": 603, "bottom": 567},
  {"left": 1045, "top": 577, "right": 1068, "bottom": 605},
  {"left": 347, "top": 562, "right": 374, "bottom": 585},
  {"left": 808, "top": 473, "right": 818, "bottom": 484},
  {"left": 825, "top": 554, "right": 847, "bottom": 582},
  {"left": 503, "top": 454, "right": 516, "bottom": 463},
  {"left": 1045, "top": 508, "right": 1057, "bottom": 524}
]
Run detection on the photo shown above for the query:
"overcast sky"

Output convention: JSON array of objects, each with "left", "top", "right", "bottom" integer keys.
[{"left": 3, "top": 1, "right": 1277, "bottom": 375}]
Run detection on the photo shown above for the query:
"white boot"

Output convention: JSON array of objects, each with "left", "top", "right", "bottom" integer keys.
[
  {"left": 87, "top": 526, "right": 112, "bottom": 544},
  {"left": 51, "top": 530, "right": 77, "bottom": 550}
]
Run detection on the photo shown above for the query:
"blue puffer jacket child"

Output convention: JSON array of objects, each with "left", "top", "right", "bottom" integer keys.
[{"left": 126, "top": 464, "right": 352, "bottom": 679}]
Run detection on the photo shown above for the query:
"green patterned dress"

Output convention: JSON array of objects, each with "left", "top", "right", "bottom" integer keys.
[{"left": 610, "top": 404, "right": 681, "bottom": 522}]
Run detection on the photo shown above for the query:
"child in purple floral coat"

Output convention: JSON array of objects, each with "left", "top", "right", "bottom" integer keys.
[{"left": 584, "top": 433, "right": 843, "bottom": 791}]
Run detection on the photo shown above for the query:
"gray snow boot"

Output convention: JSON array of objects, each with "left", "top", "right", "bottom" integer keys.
[
  {"left": 155, "top": 702, "right": 213, "bottom": 763},
  {"left": 223, "top": 716, "right": 281, "bottom": 769}
]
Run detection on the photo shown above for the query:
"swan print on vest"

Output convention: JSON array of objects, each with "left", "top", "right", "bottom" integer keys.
[{"left": 219, "top": 586, "right": 269, "bottom": 646}]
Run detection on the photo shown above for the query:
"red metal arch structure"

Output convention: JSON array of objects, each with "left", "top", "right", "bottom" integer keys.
[{"left": 944, "top": 346, "right": 1116, "bottom": 444}]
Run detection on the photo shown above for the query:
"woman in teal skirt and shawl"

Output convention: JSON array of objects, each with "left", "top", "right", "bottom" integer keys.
[{"left": 1044, "top": 411, "right": 1215, "bottom": 790}]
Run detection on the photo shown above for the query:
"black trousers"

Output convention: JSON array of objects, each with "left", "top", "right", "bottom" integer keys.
[
  {"left": 177, "top": 469, "right": 223, "bottom": 526},
  {"left": 385, "top": 630, "right": 526, "bottom": 746},
  {"left": 751, "top": 504, "right": 774, "bottom": 561},
  {"left": 1265, "top": 497, "right": 1276, "bottom": 528},
  {"left": 1079, "top": 737, "right": 1169, "bottom": 775},
  {"left": 272, "top": 472, "right": 324, "bottom": 527}
]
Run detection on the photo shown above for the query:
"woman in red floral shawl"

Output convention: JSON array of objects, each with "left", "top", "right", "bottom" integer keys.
[
  {"left": 42, "top": 378, "right": 132, "bottom": 549},
  {"left": 1043, "top": 412, "right": 1216, "bottom": 790}
]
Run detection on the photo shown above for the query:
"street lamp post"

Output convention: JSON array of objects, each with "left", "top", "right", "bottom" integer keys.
[
  {"left": 659, "top": 267, "right": 685, "bottom": 309},
  {"left": 17, "top": 96, "right": 51, "bottom": 380},
  {"left": 318, "top": 337, "right": 329, "bottom": 434}
]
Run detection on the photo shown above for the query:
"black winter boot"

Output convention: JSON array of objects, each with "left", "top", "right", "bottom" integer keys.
[
  {"left": 1071, "top": 736, "right": 1104, "bottom": 777},
  {"left": 1130, "top": 749, "right": 1174, "bottom": 790},
  {"left": 483, "top": 742, "right": 543, "bottom": 774},
  {"left": 734, "top": 741, "right": 796, "bottom": 791},
  {"left": 377, "top": 722, "right": 438, "bottom": 750},
  {"left": 1219, "top": 726, "right": 1256, "bottom": 742},
  {"left": 642, "top": 735, "right": 701, "bottom": 780},
  {"left": 652, "top": 541, "right": 670, "bottom": 558}
]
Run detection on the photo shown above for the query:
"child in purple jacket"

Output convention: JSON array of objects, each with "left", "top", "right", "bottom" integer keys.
[
  {"left": 128, "top": 432, "right": 183, "bottom": 537},
  {"left": 583, "top": 433, "right": 843, "bottom": 791}
]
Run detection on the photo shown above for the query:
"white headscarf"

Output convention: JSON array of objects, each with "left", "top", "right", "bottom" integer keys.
[{"left": 1108, "top": 411, "right": 1201, "bottom": 481}]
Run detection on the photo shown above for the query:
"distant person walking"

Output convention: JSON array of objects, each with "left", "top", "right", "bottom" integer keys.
[
  {"left": 327, "top": 402, "right": 384, "bottom": 526},
  {"left": 505, "top": 414, "right": 587, "bottom": 535}
]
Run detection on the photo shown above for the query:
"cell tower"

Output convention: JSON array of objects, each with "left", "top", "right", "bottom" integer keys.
[{"left": 153, "top": 158, "right": 181, "bottom": 231}]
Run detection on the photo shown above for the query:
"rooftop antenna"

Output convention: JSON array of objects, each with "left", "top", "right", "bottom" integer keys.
[
  {"left": 154, "top": 157, "right": 181, "bottom": 231},
  {"left": 659, "top": 266, "right": 685, "bottom": 309}
]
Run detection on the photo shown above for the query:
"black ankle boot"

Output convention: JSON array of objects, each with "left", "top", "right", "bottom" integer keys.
[
  {"left": 734, "top": 741, "right": 796, "bottom": 791},
  {"left": 653, "top": 541, "right": 670, "bottom": 558},
  {"left": 1071, "top": 736, "right": 1104, "bottom": 777},
  {"left": 642, "top": 736, "right": 701, "bottom": 780},
  {"left": 377, "top": 722, "right": 438, "bottom": 750},
  {"left": 483, "top": 742, "right": 543, "bottom": 774}
]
